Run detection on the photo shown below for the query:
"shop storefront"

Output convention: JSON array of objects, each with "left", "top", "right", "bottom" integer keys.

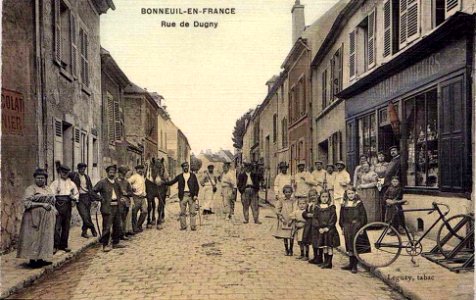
[{"left": 339, "top": 14, "right": 473, "bottom": 235}]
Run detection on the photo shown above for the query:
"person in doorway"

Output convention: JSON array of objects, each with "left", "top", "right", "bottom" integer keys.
[
  {"left": 50, "top": 164, "right": 79, "bottom": 253},
  {"left": 339, "top": 188, "right": 370, "bottom": 274},
  {"left": 117, "top": 166, "right": 133, "bottom": 238},
  {"left": 93, "top": 165, "right": 125, "bottom": 252},
  {"left": 17, "top": 169, "right": 57, "bottom": 268},
  {"left": 237, "top": 161, "right": 263, "bottom": 224},
  {"left": 220, "top": 162, "right": 237, "bottom": 220},
  {"left": 70, "top": 163, "right": 97, "bottom": 238},
  {"left": 273, "top": 185, "right": 296, "bottom": 256},
  {"left": 293, "top": 161, "right": 317, "bottom": 201},
  {"left": 312, "top": 161, "right": 326, "bottom": 194},
  {"left": 128, "top": 165, "right": 147, "bottom": 233},
  {"left": 353, "top": 155, "right": 369, "bottom": 188},
  {"left": 274, "top": 162, "right": 292, "bottom": 201},
  {"left": 162, "top": 162, "right": 200, "bottom": 231},
  {"left": 200, "top": 165, "right": 218, "bottom": 215}
]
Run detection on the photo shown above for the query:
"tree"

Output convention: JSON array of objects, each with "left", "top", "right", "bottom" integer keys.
[
  {"left": 232, "top": 110, "right": 252, "bottom": 149},
  {"left": 190, "top": 155, "right": 202, "bottom": 173}
]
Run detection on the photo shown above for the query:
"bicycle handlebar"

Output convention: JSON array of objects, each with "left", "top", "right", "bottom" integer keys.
[{"left": 432, "top": 202, "right": 450, "bottom": 215}]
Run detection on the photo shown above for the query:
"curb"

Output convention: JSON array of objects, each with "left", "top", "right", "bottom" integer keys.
[
  {"left": 334, "top": 246, "right": 416, "bottom": 300},
  {"left": 0, "top": 238, "right": 99, "bottom": 299}
]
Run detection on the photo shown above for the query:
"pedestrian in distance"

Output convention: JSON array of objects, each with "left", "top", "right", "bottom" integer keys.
[
  {"left": 339, "top": 187, "right": 371, "bottom": 274},
  {"left": 128, "top": 165, "right": 148, "bottom": 233},
  {"left": 162, "top": 162, "right": 200, "bottom": 231},
  {"left": 289, "top": 198, "right": 307, "bottom": 257},
  {"left": 50, "top": 164, "right": 79, "bottom": 253},
  {"left": 311, "top": 191, "right": 340, "bottom": 269},
  {"left": 273, "top": 185, "right": 296, "bottom": 256},
  {"left": 17, "top": 169, "right": 57, "bottom": 268},
  {"left": 300, "top": 188, "right": 319, "bottom": 261},
  {"left": 93, "top": 165, "right": 126, "bottom": 252},
  {"left": 220, "top": 162, "right": 237, "bottom": 220},
  {"left": 237, "top": 161, "right": 263, "bottom": 224},
  {"left": 70, "top": 163, "right": 97, "bottom": 238},
  {"left": 200, "top": 164, "right": 218, "bottom": 215}
]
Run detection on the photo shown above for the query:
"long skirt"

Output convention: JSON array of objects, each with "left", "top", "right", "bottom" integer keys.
[
  {"left": 273, "top": 218, "right": 292, "bottom": 239},
  {"left": 359, "top": 188, "right": 380, "bottom": 223},
  {"left": 17, "top": 207, "right": 57, "bottom": 261},
  {"left": 201, "top": 185, "right": 217, "bottom": 211}
]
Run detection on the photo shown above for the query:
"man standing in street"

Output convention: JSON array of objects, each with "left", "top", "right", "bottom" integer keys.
[
  {"left": 162, "top": 162, "right": 199, "bottom": 231},
  {"left": 311, "top": 161, "right": 326, "bottom": 195},
  {"left": 293, "top": 161, "right": 317, "bottom": 200},
  {"left": 70, "top": 163, "right": 97, "bottom": 238},
  {"left": 93, "top": 165, "right": 125, "bottom": 252},
  {"left": 200, "top": 164, "right": 218, "bottom": 215},
  {"left": 117, "top": 166, "right": 133, "bottom": 238},
  {"left": 274, "top": 162, "right": 292, "bottom": 201},
  {"left": 128, "top": 165, "right": 147, "bottom": 233},
  {"left": 220, "top": 162, "right": 237, "bottom": 220},
  {"left": 237, "top": 161, "right": 262, "bottom": 224},
  {"left": 50, "top": 164, "right": 79, "bottom": 253}
]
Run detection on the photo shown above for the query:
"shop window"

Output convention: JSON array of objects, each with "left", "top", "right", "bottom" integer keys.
[
  {"left": 358, "top": 113, "right": 377, "bottom": 159},
  {"left": 404, "top": 89, "right": 438, "bottom": 188},
  {"left": 378, "top": 104, "right": 399, "bottom": 159}
]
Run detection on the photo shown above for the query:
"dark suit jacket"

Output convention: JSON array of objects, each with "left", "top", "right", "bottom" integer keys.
[
  {"left": 165, "top": 173, "right": 199, "bottom": 200},
  {"left": 237, "top": 172, "right": 261, "bottom": 194},
  {"left": 70, "top": 172, "right": 93, "bottom": 193},
  {"left": 384, "top": 156, "right": 402, "bottom": 187},
  {"left": 93, "top": 179, "right": 123, "bottom": 215}
]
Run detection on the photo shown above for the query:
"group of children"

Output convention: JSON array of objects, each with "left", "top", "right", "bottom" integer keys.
[{"left": 274, "top": 185, "right": 372, "bottom": 274}]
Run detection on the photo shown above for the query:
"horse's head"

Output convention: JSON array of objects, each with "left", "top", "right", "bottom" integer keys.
[{"left": 147, "top": 157, "right": 168, "bottom": 181}]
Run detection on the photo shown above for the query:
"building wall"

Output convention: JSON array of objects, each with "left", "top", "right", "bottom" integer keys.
[
  {"left": 123, "top": 96, "right": 143, "bottom": 149},
  {"left": 276, "top": 78, "right": 290, "bottom": 166},
  {"left": 260, "top": 93, "right": 279, "bottom": 186},
  {"left": 1, "top": 0, "right": 38, "bottom": 251}
]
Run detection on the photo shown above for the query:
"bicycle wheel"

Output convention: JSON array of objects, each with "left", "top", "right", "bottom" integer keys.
[
  {"left": 354, "top": 222, "right": 402, "bottom": 268},
  {"left": 437, "top": 214, "right": 474, "bottom": 259}
]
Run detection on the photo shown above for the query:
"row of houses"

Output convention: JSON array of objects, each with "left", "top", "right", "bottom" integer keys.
[
  {"left": 242, "top": 0, "right": 475, "bottom": 233},
  {"left": 1, "top": 0, "right": 191, "bottom": 251}
]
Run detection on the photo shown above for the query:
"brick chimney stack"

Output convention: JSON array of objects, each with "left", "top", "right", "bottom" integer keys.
[{"left": 291, "top": 0, "right": 305, "bottom": 44}]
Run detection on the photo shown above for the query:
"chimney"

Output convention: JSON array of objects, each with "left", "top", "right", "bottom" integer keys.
[
  {"left": 292, "top": 0, "right": 305, "bottom": 44},
  {"left": 265, "top": 75, "right": 278, "bottom": 93}
]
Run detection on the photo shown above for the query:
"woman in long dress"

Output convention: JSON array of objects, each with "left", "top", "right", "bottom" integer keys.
[
  {"left": 356, "top": 162, "right": 380, "bottom": 223},
  {"left": 17, "top": 169, "right": 57, "bottom": 268}
]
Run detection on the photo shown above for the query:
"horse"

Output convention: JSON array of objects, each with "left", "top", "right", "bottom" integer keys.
[{"left": 145, "top": 157, "right": 169, "bottom": 229}]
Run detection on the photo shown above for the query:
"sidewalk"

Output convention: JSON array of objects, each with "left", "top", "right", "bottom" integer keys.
[
  {"left": 335, "top": 229, "right": 473, "bottom": 300},
  {"left": 0, "top": 219, "right": 101, "bottom": 299}
]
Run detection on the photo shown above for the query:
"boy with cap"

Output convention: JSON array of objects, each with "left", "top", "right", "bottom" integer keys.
[
  {"left": 70, "top": 163, "right": 97, "bottom": 238},
  {"left": 93, "top": 165, "right": 125, "bottom": 252},
  {"left": 128, "top": 165, "right": 147, "bottom": 233},
  {"left": 50, "top": 164, "right": 79, "bottom": 253}
]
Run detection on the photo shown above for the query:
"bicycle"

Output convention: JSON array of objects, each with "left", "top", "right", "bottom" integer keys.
[{"left": 353, "top": 201, "right": 474, "bottom": 268}]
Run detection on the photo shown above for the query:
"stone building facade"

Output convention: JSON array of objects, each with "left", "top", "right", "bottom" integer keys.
[{"left": 1, "top": 0, "right": 114, "bottom": 251}]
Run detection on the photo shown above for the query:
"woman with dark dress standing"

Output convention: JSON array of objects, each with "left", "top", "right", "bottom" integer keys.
[
  {"left": 339, "top": 187, "right": 370, "bottom": 273},
  {"left": 312, "top": 191, "right": 340, "bottom": 269},
  {"left": 17, "top": 169, "right": 57, "bottom": 268},
  {"left": 301, "top": 188, "right": 318, "bottom": 261}
]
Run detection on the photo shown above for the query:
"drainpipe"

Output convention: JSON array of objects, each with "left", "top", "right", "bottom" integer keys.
[{"left": 34, "top": 0, "right": 46, "bottom": 168}]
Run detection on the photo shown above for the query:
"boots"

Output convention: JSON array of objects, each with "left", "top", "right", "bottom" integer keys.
[
  {"left": 351, "top": 256, "right": 358, "bottom": 274},
  {"left": 341, "top": 256, "right": 353, "bottom": 270},
  {"left": 321, "top": 254, "right": 333, "bottom": 269},
  {"left": 302, "top": 246, "right": 309, "bottom": 261},
  {"left": 309, "top": 248, "right": 323, "bottom": 265}
]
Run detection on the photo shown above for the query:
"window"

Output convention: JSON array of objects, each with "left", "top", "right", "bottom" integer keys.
[
  {"left": 330, "top": 45, "right": 343, "bottom": 101},
  {"left": 367, "top": 9, "right": 376, "bottom": 68},
  {"left": 281, "top": 117, "right": 288, "bottom": 148},
  {"left": 404, "top": 89, "right": 438, "bottom": 188},
  {"left": 106, "top": 92, "right": 121, "bottom": 144},
  {"left": 79, "top": 28, "right": 89, "bottom": 86},
  {"left": 358, "top": 113, "right": 377, "bottom": 159},
  {"left": 253, "top": 121, "right": 259, "bottom": 145},
  {"left": 445, "top": 0, "right": 461, "bottom": 19},
  {"left": 299, "top": 78, "right": 306, "bottom": 116},
  {"left": 330, "top": 131, "right": 343, "bottom": 164},
  {"left": 272, "top": 114, "right": 277, "bottom": 143},
  {"left": 322, "top": 69, "right": 328, "bottom": 109},
  {"left": 92, "top": 136, "right": 98, "bottom": 167},
  {"left": 399, "top": 0, "right": 420, "bottom": 49},
  {"left": 433, "top": 0, "right": 445, "bottom": 27},
  {"left": 80, "top": 131, "right": 88, "bottom": 165},
  {"left": 349, "top": 31, "right": 357, "bottom": 78},
  {"left": 53, "top": 0, "right": 77, "bottom": 75}
]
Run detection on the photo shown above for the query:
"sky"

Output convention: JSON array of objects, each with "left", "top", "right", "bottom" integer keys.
[{"left": 100, "top": 0, "right": 340, "bottom": 154}]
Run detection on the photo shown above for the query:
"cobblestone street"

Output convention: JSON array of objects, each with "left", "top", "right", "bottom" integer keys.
[{"left": 9, "top": 200, "right": 404, "bottom": 300}]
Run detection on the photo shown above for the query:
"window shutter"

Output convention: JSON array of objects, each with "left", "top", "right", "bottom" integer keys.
[
  {"left": 339, "top": 44, "right": 344, "bottom": 93},
  {"left": 349, "top": 31, "right": 356, "bottom": 77},
  {"left": 107, "top": 93, "right": 115, "bottom": 143},
  {"left": 383, "top": 0, "right": 392, "bottom": 58},
  {"left": 54, "top": 0, "right": 61, "bottom": 64},
  {"left": 406, "top": 0, "right": 420, "bottom": 43},
  {"left": 445, "top": 0, "right": 460, "bottom": 19},
  {"left": 439, "top": 78, "right": 465, "bottom": 192},
  {"left": 84, "top": 32, "right": 89, "bottom": 85},
  {"left": 399, "top": 0, "right": 408, "bottom": 48},
  {"left": 367, "top": 9, "right": 376, "bottom": 68},
  {"left": 74, "top": 127, "right": 81, "bottom": 166},
  {"left": 70, "top": 13, "right": 77, "bottom": 77},
  {"left": 54, "top": 119, "right": 64, "bottom": 166},
  {"left": 114, "top": 100, "right": 122, "bottom": 140},
  {"left": 346, "top": 121, "right": 357, "bottom": 174}
]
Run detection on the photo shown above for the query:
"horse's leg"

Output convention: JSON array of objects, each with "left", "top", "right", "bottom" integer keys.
[{"left": 151, "top": 193, "right": 156, "bottom": 223}]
